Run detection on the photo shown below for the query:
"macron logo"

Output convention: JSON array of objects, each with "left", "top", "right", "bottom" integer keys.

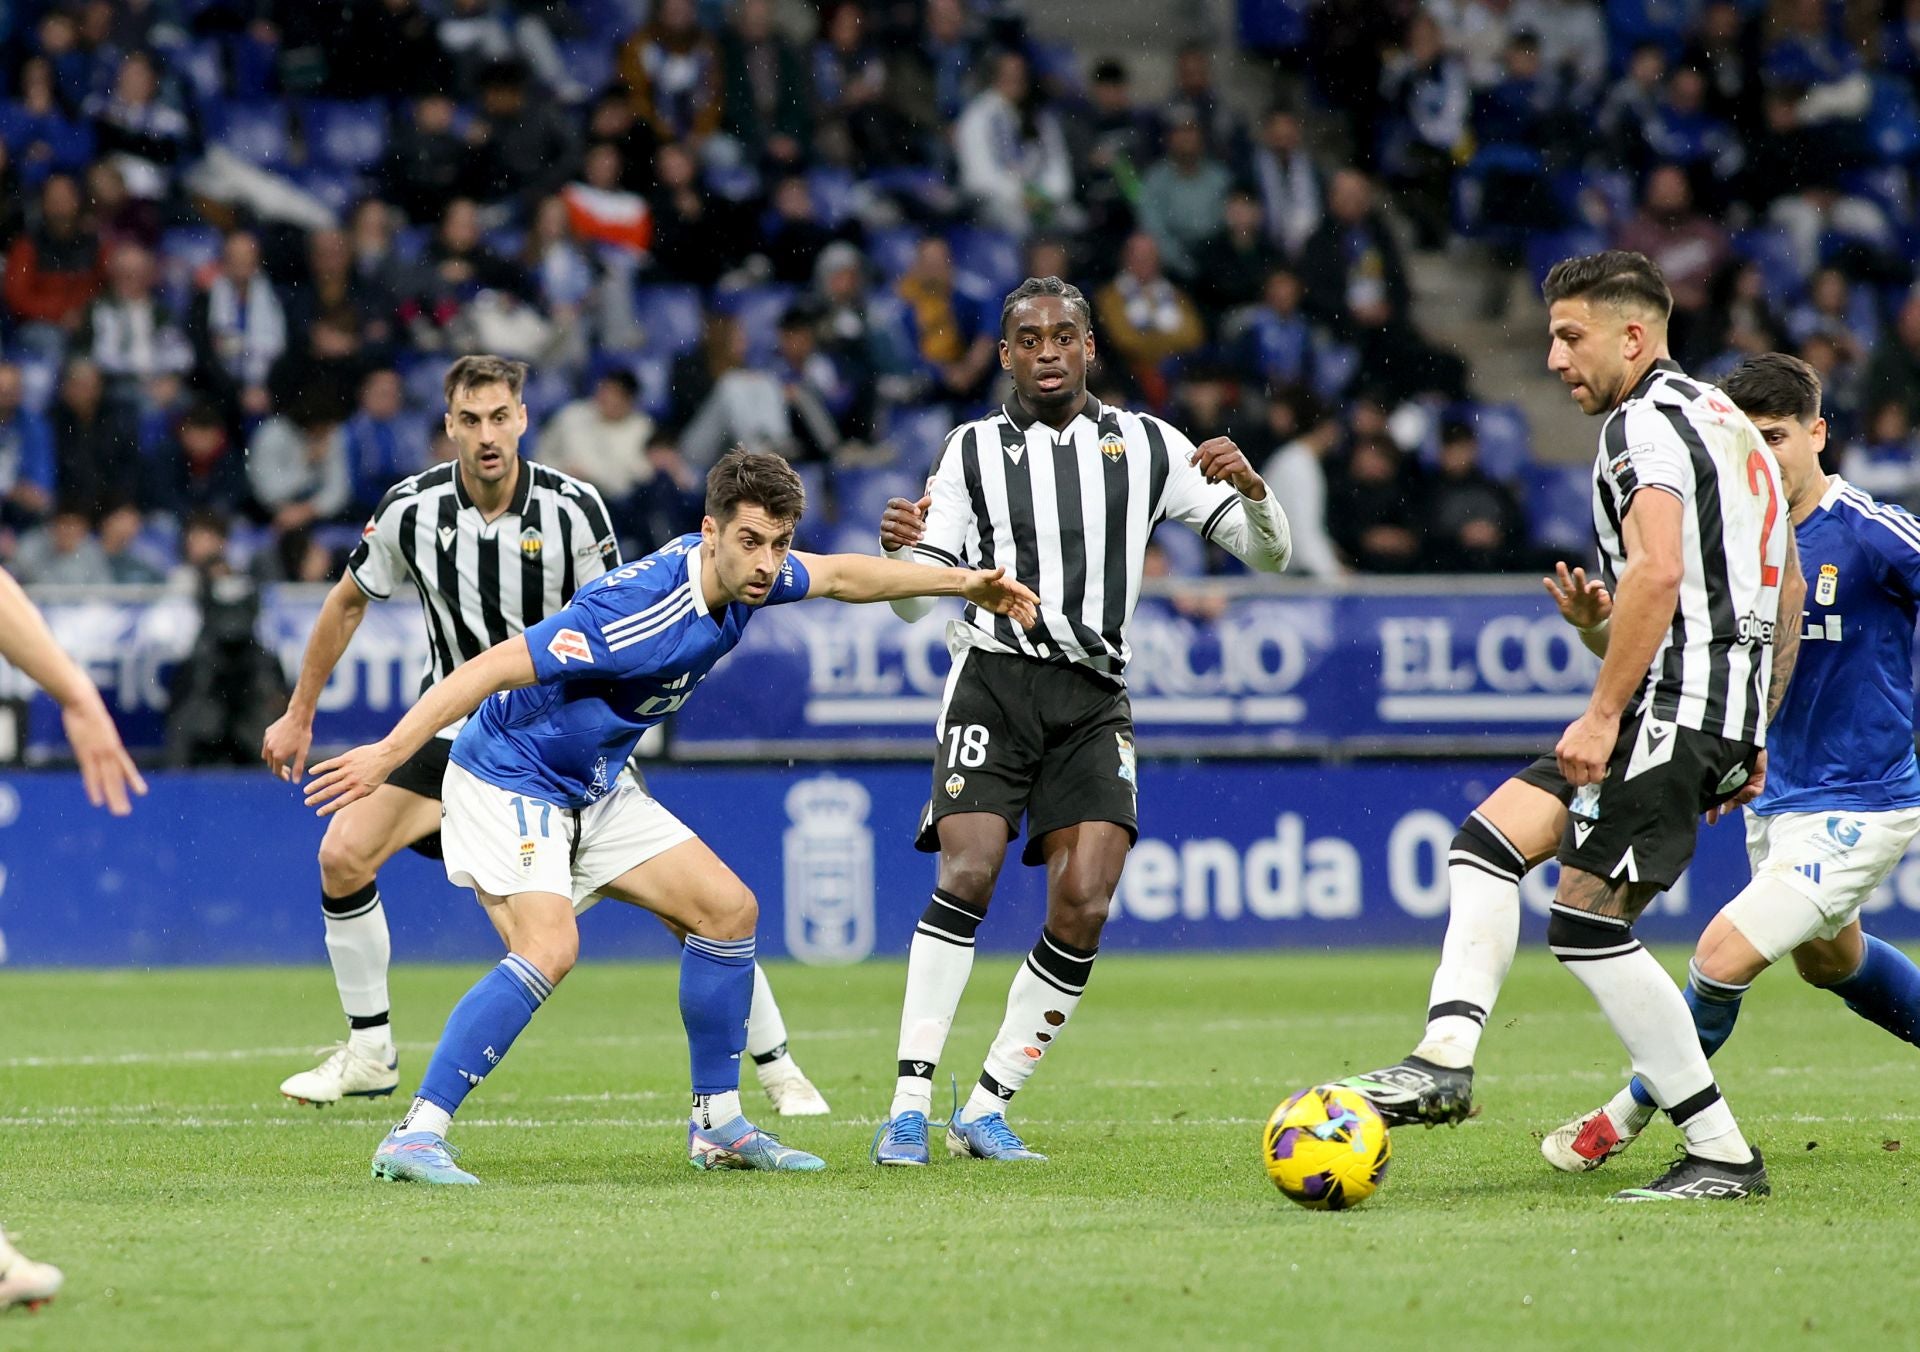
[{"left": 546, "top": 628, "right": 592, "bottom": 665}]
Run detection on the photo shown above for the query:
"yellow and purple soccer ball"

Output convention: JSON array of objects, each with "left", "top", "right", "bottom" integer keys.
[{"left": 1262, "top": 1085, "right": 1391, "bottom": 1211}]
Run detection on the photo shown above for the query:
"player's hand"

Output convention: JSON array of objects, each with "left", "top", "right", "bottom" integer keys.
[
  {"left": 261, "top": 708, "right": 316, "bottom": 783},
  {"left": 1189, "top": 437, "right": 1264, "bottom": 497},
  {"left": 305, "top": 742, "right": 401, "bottom": 817},
  {"left": 961, "top": 566, "right": 1041, "bottom": 630},
  {"left": 879, "top": 495, "right": 929, "bottom": 552},
  {"left": 1555, "top": 708, "right": 1618, "bottom": 787},
  {"left": 61, "top": 697, "right": 146, "bottom": 816},
  {"left": 1543, "top": 562, "right": 1612, "bottom": 630},
  {"left": 1706, "top": 750, "right": 1765, "bottom": 826}
]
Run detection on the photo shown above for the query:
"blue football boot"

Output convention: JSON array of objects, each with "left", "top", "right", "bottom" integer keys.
[
  {"left": 870, "top": 1110, "right": 931, "bottom": 1166},
  {"left": 688, "top": 1116, "right": 827, "bottom": 1172},
  {"left": 371, "top": 1130, "right": 479, "bottom": 1185}
]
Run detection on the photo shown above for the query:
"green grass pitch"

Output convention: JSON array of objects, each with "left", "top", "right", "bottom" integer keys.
[{"left": 2, "top": 949, "right": 1917, "bottom": 1350}]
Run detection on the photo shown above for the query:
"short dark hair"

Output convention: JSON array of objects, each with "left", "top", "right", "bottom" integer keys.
[
  {"left": 1000, "top": 276, "right": 1092, "bottom": 338},
  {"left": 1540, "top": 250, "right": 1673, "bottom": 322},
  {"left": 705, "top": 449, "right": 807, "bottom": 525},
  {"left": 444, "top": 354, "right": 527, "bottom": 407},
  {"left": 597, "top": 368, "right": 639, "bottom": 399},
  {"left": 1721, "top": 352, "right": 1823, "bottom": 424}
]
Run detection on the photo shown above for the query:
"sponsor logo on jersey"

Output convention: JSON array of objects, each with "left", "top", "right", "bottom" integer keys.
[
  {"left": 1715, "top": 763, "right": 1752, "bottom": 795},
  {"left": 1816, "top": 563, "right": 1839, "bottom": 605},
  {"left": 1100, "top": 434, "right": 1127, "bottom": 462},
  {"left": 546, "top": 627, "right": 592, "bottom": 665},
  {"left": 1735, "top": 611, "right": 1777, "bottom": 645},
  {"left": 361, "top": 520, "right": 377, "bottom": 537},
  {"left": 1826, "top": 815, "right": 1863, "bottom": 849},
  {"left": 437, "top": 525, "right": 457, "bottom": 550},
  {"left": 946, "top": 773, "right": 966, "bottom": 798},
  {"left": 518, "top": 526, "right": 543, "bottom": 559}
]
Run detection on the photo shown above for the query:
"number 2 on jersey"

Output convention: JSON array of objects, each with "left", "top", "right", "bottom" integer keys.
[{"left": 1746, "top": 448, "right": 1781, "bottom": 588}]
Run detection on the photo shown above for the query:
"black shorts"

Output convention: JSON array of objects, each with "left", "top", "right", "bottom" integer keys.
[
  {"left": 1518, "top": 715, "right": 1759, "bottom": 891},
  {"left": 385, "top": 735, "right": 452, "bottom": 860},
  {"left": 914, "top": 650, "right": 1139, "bottom": 866}
]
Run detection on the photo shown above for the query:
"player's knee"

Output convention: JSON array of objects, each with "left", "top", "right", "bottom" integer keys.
[
  {"left": 517, "top": 925, "right": 578, "bottom": 986},
  {"left": 1545, "top": 906, "right": 1635, "bottom": 963},
  {"left": 1792, "top": 943, "right": 1857, "bottom": 988},
  {"left": 695, "top": 881, "right": 757, "bottom": 942},
  {"left": 317, "top": 820, "right": 382, "bottom": 893},
  {"left": 936, "top": 856, "right": 1000, "bottom": 909},
  {"left": 1048, "top": 879, "right": 1114, "bottom": 946}
]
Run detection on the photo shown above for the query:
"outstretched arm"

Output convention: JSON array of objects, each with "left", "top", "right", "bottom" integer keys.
[
  {"left": 0, "top": 568, "right": 145, "bottom": 814},
  {"left": 304, "top": 635, "right": 536, "bottom": 816},
  {"left": 795, "top": 551, "right": 1039, "bottom": 627},
  {"left": 262, "top": 573, "right": 372, "bottom": 782}
]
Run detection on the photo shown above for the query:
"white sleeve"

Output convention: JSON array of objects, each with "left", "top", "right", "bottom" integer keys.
[
  {"left": 888, "top": 428, "right": 973, "bottom": 622},
  {"left": 1264, "top": 446, "right": 1340, "bottom": 577},
  {"left": 1601, "top": 403, "right": 1688, "bottom": 511},
  {"left": 345, "top": 484, "right": 413, "bottom": 600},
  {"left": 1154, "top": 417, "right": 1291, "bottom": 574}
]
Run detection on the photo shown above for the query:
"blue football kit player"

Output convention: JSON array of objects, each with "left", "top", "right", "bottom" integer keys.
[
  {"left": 305, "top": 451, "right": 1039, "bottom": 1182},
  {"left": 1544, "top": 353, "right": 1920, "bottom": 1172}
]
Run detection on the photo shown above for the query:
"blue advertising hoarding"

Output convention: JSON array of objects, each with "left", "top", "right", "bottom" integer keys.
[
  {"left": 1, "top": 582, "right": 1629, "bottom": 758},
  {"left": 5, "top": 762, "right": 1920, "bottom": 969}
]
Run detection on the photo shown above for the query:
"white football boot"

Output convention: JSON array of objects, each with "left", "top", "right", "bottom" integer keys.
[
  {"left": 0, "top": 1232, "right": 63, "bottom": 1312},
  {"left": 756, "top": 1057, "right": 831, "bottom": 1116},
  {"left": 279, "top": 1043, "right": 400, "bottom": 1106}
]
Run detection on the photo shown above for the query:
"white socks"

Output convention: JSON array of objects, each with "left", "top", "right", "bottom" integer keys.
[
  {"left": 890, "top": 890, "right": 986, "bottom": 1120},
  {"left": 692, "top": 1090, "right": 742, "bottom": 1130},
  {"left": 1415, "top": 814, "right": 1526, "bottom": 1069},
  {"left": 960, "top": 929, "right": 1098, "bottom": 1124},
  {"left": 747, "top": 962, "right": 796, "bottom": 1082},
  {"left": 323, "top": 884, "right": 393, "bottom": 1054},
  {"left": 398, "top": 1096, "right": 451, "bottom": 1140}
]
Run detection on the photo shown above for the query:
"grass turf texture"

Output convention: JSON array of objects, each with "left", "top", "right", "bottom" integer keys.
[{"left": 1, "top": 950, "right": 1916, "bottom": 1351}]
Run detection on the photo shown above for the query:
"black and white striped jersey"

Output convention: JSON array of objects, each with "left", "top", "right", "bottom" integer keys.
[
  {"left": 347, "top": 458, "right": 619, "bottom": 714},
  {"left": 1592, "top": 359, "right": 1789, "bottom": 744},
  {"left": 904, "top": 394, "right": 1291, "bottom": 680}
]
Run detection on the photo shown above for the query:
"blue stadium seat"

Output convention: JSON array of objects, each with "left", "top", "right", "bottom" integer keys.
[
  {"left": 393, "top": 224, "right": 431, "bottom": 263},
  {"left": 1310, "top": 341, "right": 1360, "bottom": 401},
  {"left": 884, "top": 405, "right": 952, "bottom": 470},
  {"left": 1733, "top": 227, "right": 1807, "bottom": 302},
  {"left": 714, "top": 284, "right": 797, "bottom": 366},
  {"left": 632, "top": 286, "right": 706, "bottom": 357},
  {"left": 557, "top": 39, "right": 615, "bottom": 97},
  {"left": 1466, "top": 403, "right": 1532, "bottom": 480},
  {"left": 949, "top": 226, "right": 1022, "bottom": 297},
  {"left": 205, "top": 100, "right": 291, "bottom": 169},
  {"left": 807, "top": 166, "right": 858, "bottom": 230},
  {"left": 867, "top": 226, "right": 921, "bottom": 281},
  {"left": 301, "top": 100, "right": 388, "bottom": 172},
  {"left": 835, "top": 465, "right": 921, "bottom": 530},
  {"left": 1525, "top": 465, "right": 1593, "bottom": 552},
  {"left": 291, "top": 167, "right": 364, "bottom": 217}
]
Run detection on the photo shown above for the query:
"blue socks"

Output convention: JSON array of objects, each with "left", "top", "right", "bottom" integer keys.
[
  {"left": 1628, "top": 960, "right": 1747, "bottom": 1109},
  {"left": 681, "top": 934, "right": 755, "bottom": 1096},
  {"left": 416, "top": 954, "right": 553, "bottom": 1116},
  {"left": 1826, "top": 935, "right": 1920, "bottom": 1046}
]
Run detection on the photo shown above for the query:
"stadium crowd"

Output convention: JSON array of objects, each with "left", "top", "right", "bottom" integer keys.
[{"left": 1, "top": 0, "right": 1918, "bottom": 589}]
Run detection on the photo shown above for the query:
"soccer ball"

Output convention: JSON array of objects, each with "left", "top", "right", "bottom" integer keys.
[{"left": 1262, "top": 1085, "right": 1391, "bottom": 1211}]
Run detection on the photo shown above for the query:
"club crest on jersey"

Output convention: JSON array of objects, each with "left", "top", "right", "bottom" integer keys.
[
  {"left": 519, "top": 840, "right": 536, "bottom": 870},
  {"left": 546, "top": 627, "right": 591, "bottom": 665},
  {"left": 945, "top": 773, "right": 965, "bottom": 798},
  {"left": 1816, "top": 563, "right": 1839, "bottom": 605},
  {"left": 519, "top": 526, "right": 543, "bottom": 559},
  {"left": 1100, "top": 433, "right": 1126, "bottom": 462}
]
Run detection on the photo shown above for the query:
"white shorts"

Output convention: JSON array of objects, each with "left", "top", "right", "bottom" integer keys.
[
  {"left": 1730, "top": 807, "right": 1920, "bottom": 958},
  {"left": 441, "top": 761, "right": 696, "bottom": 909}
]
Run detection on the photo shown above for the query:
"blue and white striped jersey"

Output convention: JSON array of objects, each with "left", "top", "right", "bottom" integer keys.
[{"left": 450, "top": 533, "right": 811, "bottom": 807}]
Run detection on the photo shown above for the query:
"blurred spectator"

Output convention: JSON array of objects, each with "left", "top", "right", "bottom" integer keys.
[
  {"left": 543, "top": 369, "right": 690, "bottom": 548},
  {"left": 0, "top": 362, "right": 55, "bottom": 529},
  {"left": 1428, "top": 0, "right": 1519, "bottom": 89},
  {"left": 1094, "top": 233, "right": 1204, "bottom": 406},
  {"left": 1246, "top": 107, "right": 1323, "bottom": 261},
  {"left": 383, "top": 95, "right": 470, "bottom": 226},
  {"left": 83, "top": 50, "right": 191, "bottom": 201},
  {"left": 84, "top": 159, "right": 159, "bottom": 250},
  {"left": 1765, "top": 0, "right": 1871, "bottom": 131},
  {"left": 1171, "top": 43, "right": 1246, "bottom": 164},
  {"left": 50, "top": 359, "right": 138, "bottom": 519},
  {"left": 99, "top": 504, "right": 162, "bottom": 584},
  {"left": 349, "top": 201, "right": 415, "bottom": 320},
  {"left": 1071, "top": 58, "right": 1159, "bottom": 252},
  {"left": 332, "top": 0, "right": 454, "bottom": 101},
  {"left": 677, "top": 320, "right": 834, "bottom": 472},
  {"left": 1303, "top": 171, "right": 1467, "bottom": 402},
  {"left": 1422, "top": 419, "right": 1526, "bottom": 572},
  {"left": 165, "top": 542, "right": 288, "bottom": 767},
  {"left": 1864, "top": 294, "right": 1920, "bottom": 428},
  {"left": 1169, "top": 363, "right": 1248, "bottom": 449},
  {"left": 1786, "top": 267, "right": 1867, "bottom": 365},
  {"left": 762, "top": 176, "right": 838, "bottom": 285},
  {"left": 1844, "top": 401, "right": 1920, "bottom": 509},
  {"left": 811, "top": 0, "right": 906, "bottom": 169},
  {"left": 247, "top": 399, "right": 352, "bottom": 531},
  {"left": 1471, "top": 32, "right": 1570, "bottom": 317},
  {"left": 270, "top": 309, "right": 370, "bottom": 426},
  {"left": 1328, "top": 432, "right": 1422, "bottom": 573},
  {"left": 12, "top": 505, "right": 111, "bottom": 585},
  {"left": 189, "top": 230, "right": 285, "bottom": 421},
  {"left": 1136, "top": 113, "right": 1232, "bottom": 281},
  {"left": 895, "top": 237, "right": 997, "bottom": 404},
  {"left": 79, "top": 242, "right": 193, "bottom": 406},
  {"left": 562, "top": 145, "right": 654, "bottom": 259},
  {"left": 1704, "top": 259, "right": 1787, "bottom": 368},
  {"left": 774, "top": 301, "right": 857, "bottom": 445},
  {"left": 1510, "top": 0, "right": 1608, "bottom": 105},
  {"left": 810, "top": 242, "right": 884, "bottom": 437},
  {"left": 4, "top": 173, "right": 104, "bottom": 344},
  {"left": 1799, "top": 331, "right": 1861, "bottom": 448},
  {"left": 891, "top": 0, "right": 979, "bottom": 129},
  {"left": 1234, "top": 269, "right": 1315, "bottom": 390},
  {"left": 468, "top": 57, "right": 581, "bottom": 214},
  {"left": 585, "top": 91, "right": 662, "bottom": 196},
  {"left": 650, "top": 142, "right": 751, "bottom": 286},
  {"left": 1683, "top": 2, "right": 1762, "bottom": 134},
  {"left": 1379, "top": 11, "right": 1471, "bottom": 250},
  {"left": 620, "top": 0, "right": 724, "bottom": 149},
  {"left": 1260, "top": 402, "right": 1346, "bottom": 578},
  {"left": 719, "top": 0, "right": 812, "bottom": 173},
  {"left": 0, "top": 56, "right": 93, "bottom": 185},
  {"left": 344, "top": 369, "right": 429, "bottom": 511},
  {"left": 255, "top": 523, "right": 346, "bottom": 585},
  {"left": 1191, "top": 189, "right": 1283, "bottom": 321},
  {"left": 404, "top": 198, "right": 527, "bottom": 349},
  {"left": 1596, "top": 41, "right": 1666, "bottom": 166},
  {"left": 1642, "top": 65, "right": 1744, "bottom": 194},
  {"left": 289, "top": 227, "right": 394, "bottom": 350},
  {"left": 522, "top": 195, "right": 602, "bottom": 370},
  {"left": 1614, "top": 165, "right": 1730, "bottom": 366},
  {"left": 146, "top": 401, "right": 249, "bottom": 518},
  {"left": 0, "top": 142, "right": 22, "bottom": 252},
  {"left": 955, "top": 49, "right": 1076, "bottom": 238}
]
